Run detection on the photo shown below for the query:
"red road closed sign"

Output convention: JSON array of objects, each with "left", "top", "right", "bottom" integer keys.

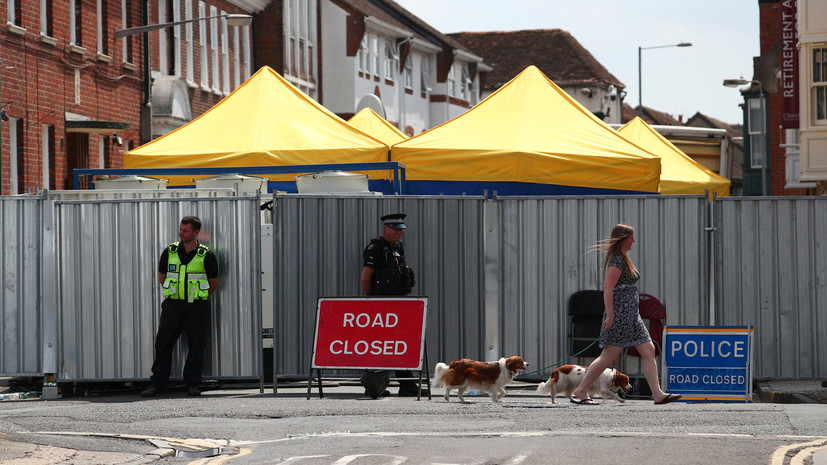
[{"left": 311, "top": 297, "right": 428, "bottom": 370}]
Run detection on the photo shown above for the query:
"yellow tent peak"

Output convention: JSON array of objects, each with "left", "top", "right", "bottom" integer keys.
[
  {"left": 393, "top": 65, "right": 661, "bottom": 193},
  {"left": 348, "top": 108, "right": 408, "bottom": 147},
  {"left": 618, "top": 117, "right": 730, "bottom": 197},
  {"left": 123, "top": 66, "right": 389, "bottom": 183}
]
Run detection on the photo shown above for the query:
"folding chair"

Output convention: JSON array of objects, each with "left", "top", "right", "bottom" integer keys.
[
  {"left": 568, "top": 290, "right": 605, "bottom": 359},
  {"left": 624, "top": 293, "right": 666, "bottom": 398}
]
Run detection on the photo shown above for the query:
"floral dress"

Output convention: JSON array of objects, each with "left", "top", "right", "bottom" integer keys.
[{"left": 600, "top": 254, "right": 652, "bottom": 348}]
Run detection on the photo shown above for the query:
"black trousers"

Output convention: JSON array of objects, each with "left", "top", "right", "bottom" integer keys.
[{"left": 149, "top": 298, "right": 210, "bottom": 388}]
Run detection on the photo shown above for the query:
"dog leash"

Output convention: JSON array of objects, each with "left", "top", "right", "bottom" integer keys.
[{"left": 516, "top": 330, "right": 607, "bottom": 378}]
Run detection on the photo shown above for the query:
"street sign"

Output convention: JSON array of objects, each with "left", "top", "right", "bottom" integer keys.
[
  {"left": 311, "top": 297, "right": 428, "bottom": 370},
  {"left": 663, "top": 326, "right": 754, "bottom": 402}
]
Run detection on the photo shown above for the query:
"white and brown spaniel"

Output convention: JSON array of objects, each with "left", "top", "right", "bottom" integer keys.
[
  {"left": 537, "top": 364, "right": 632, "bottom": 403},
  {"left": 433, "top": 356, "right": 528, "bottom": 403}
]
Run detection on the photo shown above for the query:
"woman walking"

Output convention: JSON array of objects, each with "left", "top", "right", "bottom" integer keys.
[{"left": 571, "top": 224, "right": 680, "bottom": 405}]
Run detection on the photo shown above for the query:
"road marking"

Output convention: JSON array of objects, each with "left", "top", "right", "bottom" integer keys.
[
  {"left": 331, "top": 454, "right": 406, "bottom": 465},
  {"left": 770, "top": 438, "right": 827, "bottom": 465},
  {"left": 503, "top": 454, "right": 529, "bottom": 465},
  {"left": 790, "top": 443, "right": 827, "bottom": 465},
  {"left": 277, "top": 456, "right": 331, "bottom": 464}
]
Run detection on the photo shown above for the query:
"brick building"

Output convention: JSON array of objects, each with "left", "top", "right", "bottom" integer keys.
[
  {"left": 0, "top": 0, "right": 262, "bottom": 195},
  {"left": 738, "top": 0, "right": 820, "bottom": 196}
]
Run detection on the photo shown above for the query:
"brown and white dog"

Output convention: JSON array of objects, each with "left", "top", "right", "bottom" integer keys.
[
  {"left": 537, "top": 364, "right": 632, "bottom": 403},
  {"left": 433, "top": 356, "right": 528, "bottom": 402}
]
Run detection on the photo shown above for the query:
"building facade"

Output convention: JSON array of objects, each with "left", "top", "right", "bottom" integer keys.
[
  {"left": 0, "top": 0, "right": 263, "bottom": 195},
  {"left": 256, "top": 0, "right": 488, "bottom": 137},
  {"left": 798, "top": 0, "right": 827, "bottom": 185}
]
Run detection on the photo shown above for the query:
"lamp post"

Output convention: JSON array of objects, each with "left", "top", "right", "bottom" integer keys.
[
  {"left": 114, "top": 13, "right": 252, "bottom": 39},
  {"left": 638, "top": 42, "right": 692, "bottom": 117},
  {"left": 723, "top": 78, "right": 765, "bottom": 196},
  {"left": 114, "top": 12, "right": 253, "bottom": 142}
]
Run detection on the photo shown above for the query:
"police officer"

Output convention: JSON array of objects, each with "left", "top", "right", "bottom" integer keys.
[
  {"left": 360, "top": 213, "right": 425, "bottom": 398},
  {"left": 141, "top": 216, "right": 219, "bottom": 398}
]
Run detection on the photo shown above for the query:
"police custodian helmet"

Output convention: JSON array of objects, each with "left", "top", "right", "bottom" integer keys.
[{"left": 381, "top": 213, "right": 406, "bottom": 229}]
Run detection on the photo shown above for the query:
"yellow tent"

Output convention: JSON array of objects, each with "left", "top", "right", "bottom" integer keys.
[
  {"left": 124, "top": 66, "right": 389, "bottom": 185},
  {"left": 347, "top": 108, "right": 408, "bottom": 146},
  {"left": 391, "top": 65, "right": 661, "bottom": 195},
  {"left": 618, "top": 117, "right": 730, "bottom": 197}
]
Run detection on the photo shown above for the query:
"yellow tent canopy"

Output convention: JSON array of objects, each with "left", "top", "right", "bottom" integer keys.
[
  {"left": 618, "top": 117, "right": 730, "bottom": 197},
  {"left": 124, "top": 66, "right": 389, "bottom": 185},
  {"left": 347, "top": 108, "right": 408, "bottom": 146},
  {"left": 391, "top": 65, "right": 661, "bottom": 195}
]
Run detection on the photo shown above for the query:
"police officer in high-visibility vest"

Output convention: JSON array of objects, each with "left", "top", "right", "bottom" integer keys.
[{"left": 141, "top": 216, "right": 218, "bottom": 398}]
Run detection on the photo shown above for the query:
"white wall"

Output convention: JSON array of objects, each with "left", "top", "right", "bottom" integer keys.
[{"left": 320, "top": 0, "right": 355, "bottom": 114}]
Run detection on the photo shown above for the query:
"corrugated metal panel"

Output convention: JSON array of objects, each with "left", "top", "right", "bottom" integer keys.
[
  {"left": 715, "top": 197, "right": 827, "bottom": 378},
  {"left": 0, "top": 195, "right": 45, "bottom": 375},
  {"left": 496, "top": 195, "right": 709, "bottom": 377},
  {"left": 271, "top": 195, "right": 487, "bottom": 376},
  {"left": 53, "top": 196, "right": 261, "bottom": 381}
]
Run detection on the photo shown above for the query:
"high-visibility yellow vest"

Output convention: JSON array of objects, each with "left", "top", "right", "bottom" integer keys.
[{"left": 162, "top": 241, "right": 210, "bottom": 302}]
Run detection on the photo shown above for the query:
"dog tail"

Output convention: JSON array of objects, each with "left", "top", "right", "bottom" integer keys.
[
  {"left": 433, "top": 362, "right": 450, "bottom": 387},
  {"left": 537, "top": 378, "right": 551, "bottom": 393}
]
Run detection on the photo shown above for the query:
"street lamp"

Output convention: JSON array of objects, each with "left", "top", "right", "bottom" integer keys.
[
  {"left": 638, "top": 42, "right": 692, "bottom": 117},
  {"left": 114, "top": 13, "right": 253, "bottom": 39},
  {"left": 723, "top": 78, "right": 766, "bottom": 196},
  {"left": 114, "top": 12, "right": 253, "bottom": 142}
]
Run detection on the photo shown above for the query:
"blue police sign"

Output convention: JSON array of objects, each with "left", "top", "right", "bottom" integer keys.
[{"left": 663, "top": 326, "right": 754, "bottom": 402}]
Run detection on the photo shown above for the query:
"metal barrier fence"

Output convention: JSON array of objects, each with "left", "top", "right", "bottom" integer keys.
[
  {"left": 2, "top": 192, "right": 825, "bottom": 383},
  {"left": 0, "top": 191, "right": 262, "bottom": 385}
]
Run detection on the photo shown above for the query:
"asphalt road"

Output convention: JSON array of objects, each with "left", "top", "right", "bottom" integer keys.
[{"left": 1, "top": 382, "right": 826, "bottom": 465}]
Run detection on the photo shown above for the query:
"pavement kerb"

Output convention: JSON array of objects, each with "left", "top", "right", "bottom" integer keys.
[{"left": 756, "top": 381, "right": 819, "bottom": 404}]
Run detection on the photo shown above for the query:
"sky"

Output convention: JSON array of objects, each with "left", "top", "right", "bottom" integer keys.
[{"left": 396, "top": 0, "right": 760, "bottom": 125}]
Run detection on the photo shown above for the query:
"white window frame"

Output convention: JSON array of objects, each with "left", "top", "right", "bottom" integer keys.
[
  {"left": 8, "top": 0, "right": 17, "bottom": 26},
  {"left": 221, "top": 12, "right": 230, "bottom": 94},
  {"left": 384, "top": 40, "right": 394, "bottom": 81},
  {"left": 185, "top": 0, "right": 194, "bottom": 84},
  {"left": 420, "top": 55, "right": 429, "bottom": 93},
  {"left": 172, "top": 0, "right": 181, "bottom": 76},
  {"left": 121, "top": 0, "right": 131, "bottom": 62},
  {"left": 372, "top": 35, "right": 379, "bottom": 76},
  {"left": 42, "top": 124, "right": 52, "bottom": 189},
  {"left": 447, "top": 64, "right": 456, "bottom": 98},
  {"left": 358, "top": 35, "right": 368, "bottom": 72},
  {"left": 210, "top": 5, "right": 220, "bottom": 93},
  {"left": 242, "top": 26, "right": 251, "bottom": 79},
  {"left": 233, "top": 25, "right": 240, "bottom": 88},
  {"left": 9, "top": 118, "right": 20, "bottom": 194},
  {"left": 813, "top": 46, "right": 827, "bottom": 123},
  {"left": 404, "top": 55, "right": 413, "bottom": 89},
  {"left": 96, "top": 0, "right": 108, "bottom": 56},
  {"left": 460, "top": 66, "right": 471, "bottom": 100},
  {"left": 69, "top": 0, "right": 80, "bottom": 46},
  {"left": 41, "top": 0, "right": 51, "bottom": 36},
  {"left": 199, "top": 1, "right": 209, "bottom": 89},
  {"left": 98, "top": 137, "right": 106, "bottom": 169},
  {"left": 747, "top": 97, "right": 766, "bottom": 169},
  {"left": 158, "top": 0, "right": 167, "bottom": 73}
]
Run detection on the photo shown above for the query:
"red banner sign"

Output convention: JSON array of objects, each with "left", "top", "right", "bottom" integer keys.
[
  {"left": 781, "top": 0, "right": 799, "bottom": 129},
  {"left": 311, "top": 297, "right": 428, "bottom": 370}
]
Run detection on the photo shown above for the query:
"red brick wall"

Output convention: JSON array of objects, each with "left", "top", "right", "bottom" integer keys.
[
  {"left": 1, "top": 1, "right": 143, "bottom": 194},
  {"left": 255, "top": 1, "right": 285, "bottom": 73},
  {"left": 759, "top": 0, "right": 811, "bottom": 195},
  {"left": 0, "top": 1, "right": 259, "bottom": 194}
]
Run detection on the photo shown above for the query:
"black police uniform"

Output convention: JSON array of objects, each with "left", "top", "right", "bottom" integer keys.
[{"left": 361, "top": 232, "right": 419, "bottom": 397}]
